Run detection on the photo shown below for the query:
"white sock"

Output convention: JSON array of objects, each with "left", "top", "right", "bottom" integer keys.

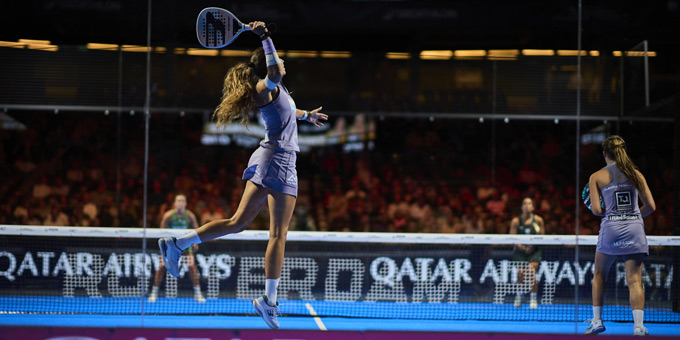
[
  {"left": 632, "top": 309, "right": 644, "bottom": 327},
  {"left": 151, "top": 286, "right": 159, "bottom": 295},
  {"left": 265, "top": 278, "right": 280, "bottom": 305},
  {"left": 530, "top": 292, "right": 537, "bottom": 301},
  {"left": 194, "top": 286, "right": 201, "bottom": 293},
  {"left": 175, "top": 231, "right": 201, "bottom": 250},
  {"left": 593, "top": 306, "right": 602, "bottom": 321}
]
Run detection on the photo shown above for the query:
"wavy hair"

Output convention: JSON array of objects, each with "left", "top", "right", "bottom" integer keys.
[
  {"left": 212, "top": 48, "right": 267, "bottom": 127},
  {"left": 602, "top": 135, "right": 643, "bottom": 190}
]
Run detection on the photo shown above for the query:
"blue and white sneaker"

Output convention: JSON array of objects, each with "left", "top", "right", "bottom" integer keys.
[
  {"left": 633, "top": 325, "right": 649, "bottom": 336},
  {"left": 584, "top": 319, "right": 606, "bottom": 334},
  {"left": 158, "top": 237, "right": 181, "bottom": 278},
  {"left": 252, "top": 295, "right": 281, "bottom": 329}
]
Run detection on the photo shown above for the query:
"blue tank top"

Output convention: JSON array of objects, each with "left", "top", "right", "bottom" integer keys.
[
  {"left": 600, "top": 162, "right": 642, "bottom": 226},
  {"left": 258, "top": 84, "right": 300, "bottom": 152}
]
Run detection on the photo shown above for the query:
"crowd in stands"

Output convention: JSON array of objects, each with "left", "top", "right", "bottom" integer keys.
[{"left": 0, "top": 111, "right": 674, "bottom": 236}]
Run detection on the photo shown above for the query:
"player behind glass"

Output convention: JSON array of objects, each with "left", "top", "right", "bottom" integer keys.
[{"left": 509, "top": 197, "right": 545, "bottom": 309}]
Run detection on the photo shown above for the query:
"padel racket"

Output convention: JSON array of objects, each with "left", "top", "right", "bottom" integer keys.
[
  {"left": 196, "top": 7, "right": 250, "bottom": 49},
  {"left": 581, "top": 183, "right": 604, "bottom": 211}
]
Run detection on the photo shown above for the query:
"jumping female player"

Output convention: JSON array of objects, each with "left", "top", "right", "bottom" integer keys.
[
  {"left": 585, "top": 135, "right": 655, "bottom": 336},
  {"left": 158, "top": 21, "right": 327, "bottom": 329}
]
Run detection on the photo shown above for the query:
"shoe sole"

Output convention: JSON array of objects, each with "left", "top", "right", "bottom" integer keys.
[
  {"left": 252, "top": 299, "right": 279, "bottom": 329},
  {"left": 585, "top": 327, "right": 606, "bottom": 335}
]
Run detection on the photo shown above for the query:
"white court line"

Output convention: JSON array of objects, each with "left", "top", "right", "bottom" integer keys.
[{"left": 304, "top": 303, "right": 327, "bottom": 331}]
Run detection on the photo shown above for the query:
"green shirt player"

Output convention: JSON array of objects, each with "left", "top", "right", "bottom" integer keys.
[
  {"left": 509, "top": 197, "right": 545, "bottom": 309},
  {"left": 149, "top": 194, "right": 205, "bottom": 303}
]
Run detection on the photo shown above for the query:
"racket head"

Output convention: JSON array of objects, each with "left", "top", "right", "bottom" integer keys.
[
  {"left": 196, "top": 7, "right": 250, "bottom": 49},
  {"left": 581, "top": 183, "right": 604, "bottom": 211}
]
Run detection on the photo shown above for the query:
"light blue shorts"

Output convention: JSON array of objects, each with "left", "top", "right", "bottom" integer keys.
[{"left": 242, "top": 146, "right": 298, "bottom": 197}]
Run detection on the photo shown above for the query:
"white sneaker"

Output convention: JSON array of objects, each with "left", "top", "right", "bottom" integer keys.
[
  {"left": 530, "top": 299, "right": 538, "bottom": 309},
  {"left": 514, "top": 295, "right": 521, "bottom": 308},
  {"left": 194, "top": 291, "right": 206, "bottom": 303},
  {"left": 158, "top": 237, "right": 181, "bottom": 278},
  {"left": 252, "top": 295, "right": 281, "bottom": 329},
  {"left": 633, "top": 325, "right": 649, "bottom": 336},
  {"left": 148, "top": 291, "right": 157, "bottom": 303},
  {"left": 584, "top": 319, "right": 605, "bottom": 334}
]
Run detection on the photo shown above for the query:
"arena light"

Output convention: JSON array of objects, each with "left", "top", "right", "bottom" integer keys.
[
  {"left": 612, "top": 51, "right": 622, "bottom": 57},
  {"left": 625, "top": 51, "right": 657, "bottom": 57},
  {"left": 420, "top": 50, "right": 453, "bottom": 60},
  {"left": 320, "top": 51, "right": 352, "bottom": 58},
  {"left": 174, "top": 48, "right": 186, "bottom": 55},
  {"left": 521, "top": 49, "right": 555, "bottom": 56},
  {"left": 385, "top": 52, "right": 411, "bottom": 60},
  {"left": 186, "top": 48, "right": 219, "bottom": 56},
  {"left": 487, "top": 49, "right": 519, "bottom": 60},
  {"left": 154, "top": 47, "right": 167, "bottom": 53},
  {"left": 556, "top": 50, "right": 587, "bottom": 56},
  {"left": 454, "top": 50, "right": 486, "bottom": 59},
  {"left": 220, "top": 50, "right": 251, "bottom": 57},
  {"left": 286, "top": 50, "right": 319, "bottom": 58},
  {"left": 121, "top": 45, "right": 148, "bottom": 52},
  {"left": 19, "top": 39, "right": 51, "bottom": 45},
  {"left": 589, "top": 50, "right": 600, "bottom": 57},
  {"left": 27, "top": 44, "right": 58, "bottom": 52},
  {"left": 87, "top": 43, "right": 119, "bottom": 51},
  {"left": 0, "top": 41, "right": 26, "bottom": 48}
]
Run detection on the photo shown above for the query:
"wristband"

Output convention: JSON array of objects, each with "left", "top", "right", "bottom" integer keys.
[
  {"left": 264, "top": 76, "right": 277, "bottom": 90},
  {"left": 259, "top": 31, "right": 271, "bottom": 40},
  {"left": 265, "top": 53, "right": 282, "bottom": 66},
  {"left": 298, "top": 110, "right": 309, "bottom": 121}
]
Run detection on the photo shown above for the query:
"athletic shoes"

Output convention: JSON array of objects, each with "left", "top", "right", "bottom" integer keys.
[
  {"left": 584, "top": 319, "right": 606, "bottom": 334},
  {"left": 252, "top": 295, "right": 281, "bottom": 329},
  {"left": 514, "top": 295, "right": 522, "bottom": 308},
  {"left": 530, "top": 299, "right": 538, "bottom": 309},
  {"left": 158, "top": 237, "right": 182, "bottom": 278},
  {"left": 148, "top": 291, "right": 157, "bottom": 303},
  {"left": 633, "top": 326, "right": 649, "bottom": 336},
  {"left": 194, "top": 291, "right": 206, "bottom": 303}
]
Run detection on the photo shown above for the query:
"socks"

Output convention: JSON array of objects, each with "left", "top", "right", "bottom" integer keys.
[
  {"left": 530, "top": 292, "right": 537, "bottom": 301},
  {"left": 633, "top": 309, "right": 644, "bottom": 327},
  {"left": 151, "top": 286, "right": 159, "bottom": 295},
  {"left": 175, "top": 231, "right": 201, "bottom": 250},
  {"left": 265, "top": 278, "right": 280, "bottom": 305},
  {"left": 194, "top": 286, "right": 201, "bottom": 293},
  {"left": 593, "top": 305, "right": 602, "bottom": 321}
]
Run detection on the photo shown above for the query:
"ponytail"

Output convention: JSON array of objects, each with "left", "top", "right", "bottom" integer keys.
[{"left": 602, "top": 135, "right": 643, "bottom": 190}]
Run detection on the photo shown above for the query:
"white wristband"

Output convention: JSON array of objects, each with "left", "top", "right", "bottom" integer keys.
[
  {"left": 298, "top": 110, "right": 308, "bottom": 121},
  {"left": 264, "top": 76, "right": 277, "bottom": 90}
]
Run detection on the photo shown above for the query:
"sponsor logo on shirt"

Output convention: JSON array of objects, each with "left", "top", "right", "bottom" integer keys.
[
  {"left": 607, "top": 214, "right": 640, "bottom": 221},
  {"left": 614, "top": 240, "right": 635, "bottom": 246}
]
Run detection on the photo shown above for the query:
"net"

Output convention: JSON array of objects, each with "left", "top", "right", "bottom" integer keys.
[{"left": 1, "top": 225, "right": 678, "bottom": 323}]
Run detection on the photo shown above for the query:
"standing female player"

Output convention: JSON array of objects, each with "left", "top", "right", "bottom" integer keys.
[
  {"left": 158, "top": 21, "right": 327, "bottom": 329},
  {"left": 585, "top": 135, "right": 655, "bottom": 336},
  {"left": 509, "top": 197, "right": 545, "bottom": 309}
]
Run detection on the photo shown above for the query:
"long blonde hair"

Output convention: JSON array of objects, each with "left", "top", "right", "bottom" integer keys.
[
  {"left": 602, "top": 135, "right": 643, "bottom": 190},
  {"left": 213, "top": 48, "right": 267, "bottom": 127}
]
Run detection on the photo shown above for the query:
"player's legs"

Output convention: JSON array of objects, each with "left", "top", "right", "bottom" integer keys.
[
  {"left": 186, "top": 253, "right": 205, "bottom": 302},
  {"left": 623, "top": 253, "right": 647, "bottom": 334},
  {"left": 592, "top": 251, "right": 617, "bottom": 308},
  {"left": 195, "top": 180, "right": 269, "bottom": 241},
  {"left": 252, "top": 189, "right": 296, "bottom": 329},
  {"left": 265, "top": 190, "right": 296, "bottom": 280},
  {"left": 528, "top": 261, "right": 539, "bottom": 293},
  {"left": 148, "top": 260, "right": 166, "bottom": 302},
  {"left": 585, "top": 251, "right": 616, "bottom": 334}
]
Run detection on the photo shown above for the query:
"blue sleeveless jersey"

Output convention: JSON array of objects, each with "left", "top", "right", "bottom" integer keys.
[
  {"left": 258, "top": 84, "right": 300, "bottom": 152},
  {"left": 597, "top": 162, "right": 648, "bottom": 255}
]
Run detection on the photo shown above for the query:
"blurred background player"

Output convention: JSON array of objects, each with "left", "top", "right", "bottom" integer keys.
[
  {"left": 509, "top": 197, "right": 545, "bottom": 309},
  {"left": 149, "top": 194, "right": 205, "bottom": 303}
]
